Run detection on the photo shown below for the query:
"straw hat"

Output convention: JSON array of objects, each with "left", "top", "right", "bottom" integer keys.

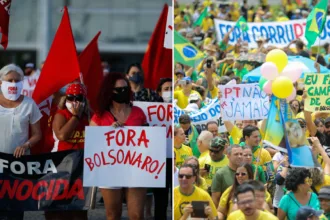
[{"left": 204, "top": 44, "right": 217, "bottom": 52}]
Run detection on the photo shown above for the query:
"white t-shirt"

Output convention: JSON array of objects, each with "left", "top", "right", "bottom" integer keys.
[
  {"left": 0, "top": 96, "right": 42, "bottom": 154},
  {"left": 21, "top": 71, "right": 40, "bottom": 98}
]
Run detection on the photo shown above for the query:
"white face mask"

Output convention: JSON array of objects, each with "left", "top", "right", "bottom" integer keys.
[
  {"left": 1, "top": 81, "right": 23, "bottom": 101},
  {"left": 162, "top": 91, "right": 172, "bottom": 103},
  {"left": 65, "top": 101, "right": 85, "bottom": 115}
]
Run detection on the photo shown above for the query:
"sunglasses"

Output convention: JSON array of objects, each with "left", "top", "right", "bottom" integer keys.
[
  {"left": 209, "top": 149, "right": 221, "bottom": 153},
  {"left": 114, "top": 86, "right": 129, "bottom": 93},
  {"left": 235, "top": 172, "right": 247, "bottom": 176},
  {"left": 66, "top": 94, "right": 84, "bottom": 102},
  {"left": 178, "top": 174, "right": 193, "bottom": 179}
]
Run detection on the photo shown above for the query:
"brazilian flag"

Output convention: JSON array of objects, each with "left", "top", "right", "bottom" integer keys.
[
  {"left": 236, "top": 16, "right": 249, "bottom": 32},
  {"left": 305, "top": 0, "right": 328, "bottom": 49},
  {"left": 174, "top": 31, "right": 204, "bottom": 67}
]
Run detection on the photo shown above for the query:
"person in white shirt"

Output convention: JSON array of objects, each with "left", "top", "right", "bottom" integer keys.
[
  {"left": 0, "top": 63, "right": 42, "bottom": 219},
  {"left": 0, "top": 64, "right": 42, "bottom": 156}
]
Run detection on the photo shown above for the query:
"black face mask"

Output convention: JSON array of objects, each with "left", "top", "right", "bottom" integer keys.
[{"left": 112, "top": 86, "right": 130, "bottom": 104}]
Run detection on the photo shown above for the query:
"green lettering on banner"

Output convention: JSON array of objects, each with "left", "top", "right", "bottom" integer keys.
[{"left": 304, "top": 73, "right": 330, "bottom": 112}]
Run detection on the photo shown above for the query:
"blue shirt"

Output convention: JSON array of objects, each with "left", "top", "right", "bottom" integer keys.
[{"left": 279, "top": 192, "right": 320, "bottom": 220}]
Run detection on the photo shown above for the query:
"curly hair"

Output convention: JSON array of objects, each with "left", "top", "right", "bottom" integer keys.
[
  {"left": 96, "top": 72, "right": 132, "bottom": 116},
  {"left": 285, "top": 168, "right": 311, "bottom": 192}
]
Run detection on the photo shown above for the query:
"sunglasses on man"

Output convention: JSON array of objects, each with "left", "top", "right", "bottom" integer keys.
[{"left": 178, "top": 174, "right": 193, "bottom": 179}]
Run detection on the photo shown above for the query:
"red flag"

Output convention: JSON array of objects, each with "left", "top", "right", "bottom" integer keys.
[
  {"left": 32, "top": 6, "right": 80, "bottom": 105},
  {"left": 142, "top": 4, "right": 172, "bottom": 90},
  {"left": 78, "top": 31, "right": 103, "bottom": 112},
  {"left": 0, "top": 0, "right": 11, "bottom": 49}
]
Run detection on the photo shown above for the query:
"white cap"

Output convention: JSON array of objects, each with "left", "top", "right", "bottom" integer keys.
[
  {"left": 25, "top": 63, "right": 35, "bottom": 68},
  {"left": 0, "top": 64, "right": 24, "bottom": 80},
  {"left": 295, "top": 9, "right": 301, "bottom": 13},
  {"left": 188, "top": 93, "right": 200, "bottom": 103}
]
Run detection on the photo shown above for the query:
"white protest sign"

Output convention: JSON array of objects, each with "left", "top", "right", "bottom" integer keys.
[
  {"left": 174, "top": 98, "right": 227, "bottom": 133},
  {"left": 133, "top": 102, "right": 172, "bottom": 158},
  {"left": 84, "top": 126, "right": 166, "bottom": 188},
  {"left": 22, "top": 71, "right": 40, "bottom": 98},
  {"left": 214, "top": 16, "right": 330, "bottom": 48},
  {"left": 219, "top": 83, "right": 270, "bottom": 120}
]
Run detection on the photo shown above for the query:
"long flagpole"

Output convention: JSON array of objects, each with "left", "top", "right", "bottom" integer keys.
[{"left": 79, "top": 72, "right": 97, "bottom": 210}]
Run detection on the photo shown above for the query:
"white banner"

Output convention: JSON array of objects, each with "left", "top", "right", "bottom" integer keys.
[
  {"left": 174, "top": 98, "right": 227, "bottom": 133},
  {"left": 84, "top": 126, "right": 166, "bottom": 188},
  {"left": 133, "top": 102, "right": 172, "bottom": 158},
  {"left": 164, "top": 6, "right": 173, "bottom": 49},
  {"left": 214, "top": 16, "right": 330, "bottom": 48},
  {"left": 219, "top": 83, "right": 270, "bottom": 120}
]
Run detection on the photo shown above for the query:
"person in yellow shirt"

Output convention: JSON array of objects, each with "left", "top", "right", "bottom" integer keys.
[
  {"left": 228, "top": 4, "right": 240, "bottom": 21},
  {"left": 204, "top": 137, "right": 229, "bottom": 187},
  {"left": 227, "top": 183, "right": 278, "bottom": 220},
  {"left": 184, "top": 156, "right": 208, "bottom": 191},
  {"left": 174, "top": 77, "right": 201, "bottom": 109},
  {"left": 174, "top": 126, "right": 193, "bottom": 167},
  {"left": 174, "top": 11, "right": 185, "bottom": 31},
  {"left": 217, "top": 163, "right": 254, "bottom": 219},
  {"left": 201, "top": 15, "right": 214, "bottom": 33},
  {"left": 174, "top": 164, "right": 217, "bottom": 220},
  {"left": 241, "top": 126, "right": 274, "bottom": 179},
  {"left": 197, "top": 130, "right": 213, "bottom": 169}
]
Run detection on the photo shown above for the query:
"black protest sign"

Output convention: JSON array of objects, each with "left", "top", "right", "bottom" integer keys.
[{"left": 0, "top": 150, "right": 92, "bottom": 211}]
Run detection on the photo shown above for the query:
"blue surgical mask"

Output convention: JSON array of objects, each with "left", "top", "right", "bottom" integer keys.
[{"left": 128, "top": 72, "right": 143, "bottom": 84}]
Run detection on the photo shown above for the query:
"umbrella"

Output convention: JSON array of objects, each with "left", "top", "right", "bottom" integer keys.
[
  {"left": 242, "top": 56, "right": 329, "bottom": 83},
  {"left": 236, "top": 53, "right": 266, "bottom": 66}
]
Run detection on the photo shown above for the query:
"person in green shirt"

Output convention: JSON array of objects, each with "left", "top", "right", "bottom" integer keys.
[
  {"left": 242, "top": 146, "right": 266, "bottom": 183},
  {"left": 318, "top": 186, "right": 330, "bottom": 219}
]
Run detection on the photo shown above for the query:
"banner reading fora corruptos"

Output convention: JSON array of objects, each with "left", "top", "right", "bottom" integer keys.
[
  {"left": 219, "top": 83, "right": 270, "bottom": 121},
  {"left": 214, "top": 17, "right": 330, "bottom": 48},
  {"left": 304, "top": 73, "right": 330, "bottom": 112},
  {"left": 0, "top": 150, "right": 92, "bottom": 211},
  {"left": 84, "top": 126, "right": 167, "bottom": 188},
  {"left": 133, "top": 102, "right": 172, "bottom": 158},
  {"left": 174, "top": 98, "right": 227, "bottom": 133}
]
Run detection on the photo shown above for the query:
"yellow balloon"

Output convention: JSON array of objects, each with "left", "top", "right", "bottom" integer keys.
[
  {"left": 266, "top": 49, "right": 288, "bottom": 73},
  {"left": 272, "top": 76, "right": 293, "bottom": 99}
]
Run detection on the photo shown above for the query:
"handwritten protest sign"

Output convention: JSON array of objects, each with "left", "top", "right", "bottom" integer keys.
[
  {"left": 304, "top": 74, "right": 330, "bottom": 112},
  {"left": 134, "top": 102, "right": 172, "bottom": 158},
  {"left": 174, "top": 98, "right": 227, "bottom": 133},
  {"left": 219, "top": 83, "right": 270, "bottom": 120},
  {"left": 214, "top": 17, "right": 330, "bottom": 48},
  {"left": 84, "top": 126, "right": 166, "bottom": 187}
]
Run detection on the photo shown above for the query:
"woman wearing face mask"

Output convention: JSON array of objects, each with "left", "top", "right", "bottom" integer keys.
[
  {"left": 0, "top": 64, "right": 42, "bottom": 220},
  {"left": 52, "top": 83, "right": 89, "bottom": 152},
  {"left": 90, "top": 72, "right": 148, "bottom": 220},
  {"left": 126, "top": 63, "right": 162, "bottom": 102},
  {"left": 156, "top": 78, "right": 172, "bottom": 103},
  {"left": 46, "top": 83, "right": 89, "bottom": 220}
]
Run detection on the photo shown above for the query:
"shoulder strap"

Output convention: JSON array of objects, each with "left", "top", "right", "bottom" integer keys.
[{"left": 311, "top": 186, "right": 319, "bottom": 196}]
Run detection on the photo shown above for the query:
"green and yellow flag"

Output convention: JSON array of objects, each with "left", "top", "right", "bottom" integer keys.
[
  {"left": 193, "top": 7, "right": 208, "bottom": 27},
  {"left": 174, "top": 30, "right": 204, "bottom": 67},
  {"left": 236, "top": 16, "right": 249, "bottom": 32},
  {"left": 305, "top": 0, "right": 328, "bottom": 49}
]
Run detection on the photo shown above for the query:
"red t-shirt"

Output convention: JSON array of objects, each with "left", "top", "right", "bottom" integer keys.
[
  {"left": 53, "top": 109, "right": 89, "bottom": 152},
  {"left": 91, "top": 106, "right": 147, "bottom": 126}
]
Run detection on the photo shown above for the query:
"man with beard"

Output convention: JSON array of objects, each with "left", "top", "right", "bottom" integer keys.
[
  {"left": 227, "top": 183, "right": 278, "bottom": 220},
  {"left": 21, "top": 63, "right": 40, "bottom": 98},
  {"left": 211, "top": 144, "right": 243, "bottom": 207}
]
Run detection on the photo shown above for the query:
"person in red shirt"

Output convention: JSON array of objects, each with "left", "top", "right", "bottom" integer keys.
[
  {"left": 46, "top": 82, "right": 89, "bottom": 220},
  {"left": 90, "top": 72, "right": 148, "bottom": 220},
  {"left": 52, "top": 83, "right": 89, "bottom": 152}
]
